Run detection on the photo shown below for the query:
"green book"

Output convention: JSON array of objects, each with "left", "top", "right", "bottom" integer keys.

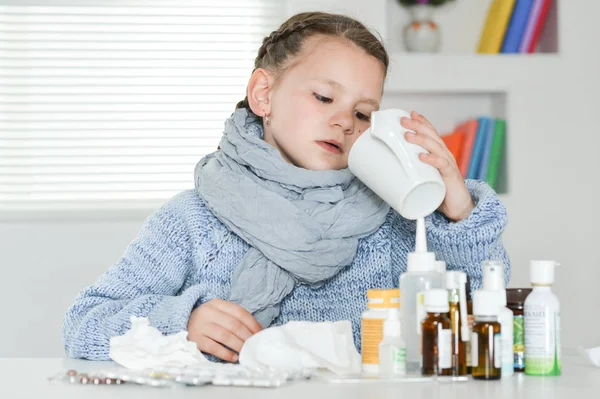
[{"left": 486, "top": 119, "right": 506, "bottom": 190}]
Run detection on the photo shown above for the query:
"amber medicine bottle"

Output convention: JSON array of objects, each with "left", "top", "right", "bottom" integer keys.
[
  {"left": 446, "top": 271, "right": 469, "bottom": 376},
  {"left": 421, "top": 288, "right": 452, "bottom": 376},
  {"left": 471, "top": 290, "right": 502, "bottom": 380}
]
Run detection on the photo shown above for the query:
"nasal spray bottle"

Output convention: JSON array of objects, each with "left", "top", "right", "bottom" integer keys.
[
  {"left": 399, "top": 217, "right": 444, "bottom": 373},
  {"left": 482, "top": 260, "right": 514, "bottom": 377},
  {"left": 446, "top": 271, "right": 470, "bottom": 376},
  {"left": 524, "top": 260, "right": 561, "bottom": 376}
]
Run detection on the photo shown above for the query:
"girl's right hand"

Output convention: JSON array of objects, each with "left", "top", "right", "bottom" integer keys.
[{"left": 187, "top": 299, "right": 262, "bottom": 362}]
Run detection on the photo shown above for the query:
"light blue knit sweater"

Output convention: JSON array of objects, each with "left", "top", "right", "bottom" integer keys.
[{"left": 62, "top": 179, "right": 510, "bottom": 360}]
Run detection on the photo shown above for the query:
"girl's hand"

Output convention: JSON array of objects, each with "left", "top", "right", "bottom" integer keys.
[
  {"left": 400, "top": 111, "right": 475, "bottom": 222},
  {"left": 187, "top": 299, "right": 262, "bottom": 362}
]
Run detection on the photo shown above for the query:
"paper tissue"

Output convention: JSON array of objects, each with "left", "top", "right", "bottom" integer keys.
[
  {"left": 239, "top": 320, "right": 361, "bottom": 375},
  {"left": 109, "top": 316, "right": 361, "bottom": 376},
  {"left": 109, "top": 316, "right": 208, "bottom": 369}
]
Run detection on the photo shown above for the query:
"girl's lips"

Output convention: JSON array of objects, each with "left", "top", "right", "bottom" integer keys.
[{"left": 316, "top": 140, "right": 343, "bottom": 154}]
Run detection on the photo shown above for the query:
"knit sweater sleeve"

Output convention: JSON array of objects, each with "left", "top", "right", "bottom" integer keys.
[
  {"left": 62, "top": 192, "right": 209, "bottom": 360},
  {"left": 391, "top": 179, "right": 510, "bottom": 293}
]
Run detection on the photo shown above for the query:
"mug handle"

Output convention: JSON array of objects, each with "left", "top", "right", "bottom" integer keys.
[{"left": 370, "top": 110, "right": 422, "bottom": 182}]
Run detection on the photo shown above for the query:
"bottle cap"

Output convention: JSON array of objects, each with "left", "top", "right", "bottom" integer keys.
[
  {"left": 366, "top": 288, "right": 400, "bottom": 309},
  {"left": 530, "top": 260, "right": 559, "bottom": 285},
  {"left": 482, "top": 260, "right": 507, "bottom": 306},
  {"left": 406, "top": 217, "right": 436, "bottom": 272},
  {"left": 424, "top": 288, "right": 449, "bottom": 313},
  {"left": 382, "top": 308, "right": 401, "bottom": 337},
  {"left": 434, "top": 260, "right": 447, "bottom": 275},
  {"left": 473, "top": 290, "right": 500, "bottom": 317},
  {"left": 446, "top": 270, "right": 467, "bottom": 290}
]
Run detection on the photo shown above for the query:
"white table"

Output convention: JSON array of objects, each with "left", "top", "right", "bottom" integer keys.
[{"left": 1, "top": 355, "right": 598, "bottom": 399}]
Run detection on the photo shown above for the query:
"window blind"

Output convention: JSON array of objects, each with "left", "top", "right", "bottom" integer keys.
[{"left": 0, "top": 0, "right": 282, "bottom": 211}]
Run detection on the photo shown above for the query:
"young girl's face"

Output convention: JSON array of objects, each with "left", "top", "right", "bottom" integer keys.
[{"left": 264, "top": 36, "right": 385, "bottom": 171}]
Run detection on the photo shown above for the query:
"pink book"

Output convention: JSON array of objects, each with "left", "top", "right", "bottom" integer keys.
[{"left": 519, "top": 0, "right": 551, "bottom": 53}]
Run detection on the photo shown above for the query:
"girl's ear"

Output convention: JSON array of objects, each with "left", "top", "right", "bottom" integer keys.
[{"left": 247, "top": 68, "right": 275, "bottom": 117}]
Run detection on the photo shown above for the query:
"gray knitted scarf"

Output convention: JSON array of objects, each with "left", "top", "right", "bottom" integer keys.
[{"left": 194, "top": 108, "right": 390, "bottom": 328}]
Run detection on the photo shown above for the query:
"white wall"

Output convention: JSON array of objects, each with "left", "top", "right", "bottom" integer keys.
[{"left": 1, "top": 0, "right": 599, "bottom": 357}]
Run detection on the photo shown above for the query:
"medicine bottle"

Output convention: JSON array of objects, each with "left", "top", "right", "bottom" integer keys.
[
  {"left": 361, "top": 288, "right": 400, "bottom": 374},
  {"left": 506, "top": 288, "right": 532, "bottom": 372},
  {"left": 421, "top": 288, "right": 452, "bottom": 376},
  {"left": 471, "top": 290, "right": 502, "bottom": 380}
]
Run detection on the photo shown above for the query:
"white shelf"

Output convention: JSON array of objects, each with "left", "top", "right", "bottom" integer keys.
[{"left": 384, "top": 53, "right": 563, "bottom": 93}]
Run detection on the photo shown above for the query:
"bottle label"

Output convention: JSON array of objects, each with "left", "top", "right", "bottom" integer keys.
[
  {"left": 466, "top": 314, "right": 474, "bottom": 367},
  {"left": 416, "top": 292, "right": 426, "bottom": 334},
  {"left": 392, "top": 347, "right": 407, "bottom": 374},
  {"left": 494, "top": 333, "right": 502, "bottom": 369},
  {"left": 438, "top": 329, "right": 452, "bottom": 369},
  {"left": 513, "top": 315, "right": 525, "bottom": 369},
  {"left": 471, "top": 332, "right": 478, "bottom": 367},
  {"left": 361, "top": 317, "right": 384, "bottom": 365},
  {"left": 524, "top": 306, "right": 561, "bottom": 376}
]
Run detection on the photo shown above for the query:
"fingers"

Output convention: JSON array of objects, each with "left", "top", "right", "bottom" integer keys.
[
  {"left": 419, "top": 153, "right": 456, "bottom": 177},
  {"left": 203, "top": 305, "right": 254, "bottom": 342},
  {"left": 210, "top": 299, "right": 263, "bottom": 334},
  {"left": 202, "top": 322, "right": 245, "bottom": 353},
  {"left": 195, "top": 335, "right": 239, "bottom": 363},
  {"left": 401, "top": 116, "right": 444, "bottom": 146},
  {"left": 404, "top": 129, "right": 446, "bottom": 157},
  {"left": 410, "top": 110, "right": 435, "bottom": 130}
]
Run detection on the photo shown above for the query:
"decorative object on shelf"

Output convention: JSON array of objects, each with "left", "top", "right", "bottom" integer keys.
[{"left": 397, "top": 0, "right": 455, "bottom": 53}]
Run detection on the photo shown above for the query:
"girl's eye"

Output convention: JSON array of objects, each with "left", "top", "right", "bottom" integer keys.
[
  {"left": 355, "top": 112, "right": 371, "bottom": 122},
  {"left": 314, "top": 93, "right": 333, "bottom": 104}
]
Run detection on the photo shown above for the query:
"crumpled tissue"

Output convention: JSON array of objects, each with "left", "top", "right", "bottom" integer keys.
[
  {"left": 238, "top": 320, "right": 361, "bottom": 376},
  {"left": 109, "top": 316, "right": 361, "bottom": 375},
  {"left": 109, "top": 316, "right": 208, "bottom": 369}
]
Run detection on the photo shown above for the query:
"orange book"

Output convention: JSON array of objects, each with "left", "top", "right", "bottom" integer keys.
[
  {"left": 455, "top": 119, "right": 479, "bottom": 178},
  {"left": 442, "top": 131, "right": 465, "bottom": 167}
]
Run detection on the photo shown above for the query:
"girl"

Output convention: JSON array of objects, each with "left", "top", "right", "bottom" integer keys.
[{"left": 63, "top": 11, "right": 509, "bottom": 363}]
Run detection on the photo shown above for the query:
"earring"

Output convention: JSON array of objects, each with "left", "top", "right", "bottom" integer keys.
[{"left": 264, "top": 114, "right": 271, "bottom": 126}]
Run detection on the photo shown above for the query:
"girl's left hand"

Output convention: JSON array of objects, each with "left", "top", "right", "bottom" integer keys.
[{"left": 401, "top": 111, "right": 475, "bottom": 222}]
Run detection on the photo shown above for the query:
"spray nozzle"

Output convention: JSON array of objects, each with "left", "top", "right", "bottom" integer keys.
[
  {"left": 482, "top": 260, "right": 506, "bottom": 291},
  {"left": 406, "top": 217, "right": 436, "bottom": 272}
]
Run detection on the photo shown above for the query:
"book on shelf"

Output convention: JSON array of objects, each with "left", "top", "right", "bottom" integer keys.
[
  {"left": 442, "top": 117, "right": 506, "bottom": 191},
  {"left": 477, "top": 0, "right": 552, "bottom": 54}
]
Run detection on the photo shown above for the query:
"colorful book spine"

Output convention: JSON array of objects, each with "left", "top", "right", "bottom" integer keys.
[
  {"left": 486, "top": 119, "right": 506, "bottom": 190},
  {"left": 501, "top": 0, "right": 535, "bottom": 53},
  {"left": 477, "top": 0, "right": 517, "bottom": 54},
  {"left": 477, "top": 119, "right": 497, "bottom": 180},
  {"left": 442, "top": 131, "right": 465, "bottom": 168},
  {"left": 467, "top": 117, "right": 491, "bottom": 180},
  {"left": 519, "top": 0, "right": 552, "bottom": 53},
  {"left": 457, "top": 120, "right": 479, "bottom": 178}
]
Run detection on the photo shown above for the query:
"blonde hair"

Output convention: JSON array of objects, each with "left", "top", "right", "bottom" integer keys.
[{"left": 235, "top": 11, "right": 389, "bottom": 117}]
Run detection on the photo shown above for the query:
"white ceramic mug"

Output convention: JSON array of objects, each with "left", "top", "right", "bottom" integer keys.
[{"left": 348, "top": 108, "right": 446, "bottom": 220}]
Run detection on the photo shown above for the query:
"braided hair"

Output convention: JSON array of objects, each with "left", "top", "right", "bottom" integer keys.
[{"left": 235, "top": 12, "right": 389, "bottom": 118}]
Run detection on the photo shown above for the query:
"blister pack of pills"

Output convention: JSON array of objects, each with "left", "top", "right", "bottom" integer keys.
[{"left": 49, "top": 364, "right": 314, "bottom": 389}]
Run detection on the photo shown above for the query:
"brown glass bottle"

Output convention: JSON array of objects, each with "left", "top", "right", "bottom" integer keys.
[
  {"left": 449, "top": 291, "right": 467, "bottom": 375},
  {"left": 466, "top": 299, "right": 474, "bottom": 374},
  {"left": 472, "top": 317, "right": 502, "bottom": 380},
  {"left": 471, "top": 290, "right": 502, "bottom": 380},
  {"left": 421, "top": 289, "right": 452, "bottom": 376},
  {"left": 507, "top": 288, "right": 532, "bottom": 372}
]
